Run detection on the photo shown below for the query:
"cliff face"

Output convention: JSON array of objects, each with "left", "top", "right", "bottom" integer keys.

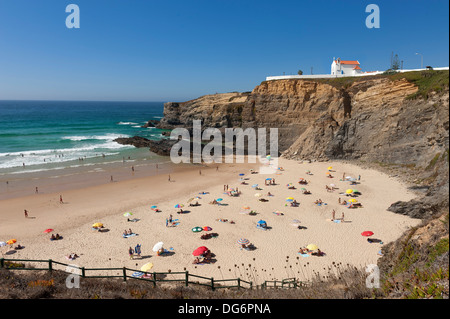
[{"left": 157, "top": 71, "right": 449, "bottom": 218}]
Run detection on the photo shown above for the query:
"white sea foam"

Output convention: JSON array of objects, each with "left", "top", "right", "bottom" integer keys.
[
  {"left": 117, "top": 122, "right": 138, "bottom": 125},
  {"left": 62, "top": 133, "right": 129, "bottom": 141}
]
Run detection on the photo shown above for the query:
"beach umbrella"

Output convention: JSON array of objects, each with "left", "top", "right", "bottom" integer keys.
[
  {"left": 203, "top": 226, "right": 212, "bottom": 231},
  {"left": 92, "top": 223, "right": 103, "bottom": 228},
  {"left": 242, "top": 206, "right": 251, "bottom": 210},
  {"left": 254, "top": 193, "right": 262, "bottom": 197},
  {"left": 216, "top": 198, "right": 223, "bottom": 202},
  {"left": 326, "top": 172, "right": 331, "bottom": 175},
  {"left": 6, "top": 239, "right": 16, "bottom": 245},
  {"left": 257, "top": 220, "right": 266, "bottom": 225},
  {"left": 151, "top": 205, "right": 157, "bottom": 209},
  {"left": 327, "top": 166, "right": 333, "bottom": 170},
  {"left": 291, "top": 219, "right": 301, "bottom": 226},
  {"left": 192, "top": 227, "right": 202, "bottom": 233},
  {"left": 152, "top": 242, "right": 164, "bottom": 252},
  {"left": 0, "top": 242, "right": 7, "bottom": 247},
  {"left": 237, "top": 238, "right": 250, "bottom": 246},
  {"left": 44, "top": 229, "right": 54, "bottom": 233},
  {"left": 352, "top": 189, "right": 359, "bottom": 193},
  {"left": 174, "top": 204, "right": 184, "bottom": 208},
  {"left": 348, "top": 198, "right": 358, "bottom": 203},
  {"left": 330, "top": 184, "right": 335, "bottom": 187},
  {"left": 286, "top": 183, "right": 293, "bottom": 187},
  {"left": 346, "top": 189, "right": 353, "bottom": 194},
  {"left": 301, "top": 188, "right": 306, "bottom": 191},
  {"left": 252, "top": 184, "right": 258, "bottom": 188},
  {"left": 265, "top": 178, "right": 272, "bottom": 181},
  {"left": 306, "top": 244, "right": 319, "bottom": 251},
  {"left": 193, "top": 246, "right": 208, "bottom": 256},
  {"left": 140, "top": 263, "right": 154, "bottom": 272},
  {"left": 123, "top": 212, "right": 133, "bottom": 217},
  {"left": 361, "top": 231, "right": 374, "bottom": 237},
  {"left": 239, "top": 173, "right": 245, "bottom": 176}
]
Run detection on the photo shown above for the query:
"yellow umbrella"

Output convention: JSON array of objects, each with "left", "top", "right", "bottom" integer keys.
[
  {"left": 346, "top": 189, "right": 353, "bottom": 194},
  {"left": 349, "top": 198, "right": 358, "bottom": 203},
  {"left": 286, "top": 197, "right": 295, "bottom": 200},
  {"left": 327, "top": 166, "right": 333, "bottom": 170},
  {"left": 92, "top": 223, "right": 103, "bottom": 228},
  {"left": 140, "top": 262, "right": 154, "bottom": 272},
  {"left": 306, "top": 244, "right": 319, "bottom": 251},
  {"left": 6, "top": 239, "right": 17, "bottom": 245}
]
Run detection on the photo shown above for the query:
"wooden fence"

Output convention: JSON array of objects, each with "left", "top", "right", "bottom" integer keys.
[{"left": 0, "top": 258, "right": 261, "bottom": 290}]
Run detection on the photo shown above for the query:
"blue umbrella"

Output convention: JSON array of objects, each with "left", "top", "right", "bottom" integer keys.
[
  {"left": 257, "top": 220, "right": 266, "bottom": 224},
  {"left": 266, "top": 178, "right": 272, "bottom": 181},
  {"left": 252, "top": 184, "right": 258, "bottom": 188},
  {"left": 151, "top": 205, "right": 157, "bottom": 209},
  {"left": 239, "top": 173, "right": 245, "bottom": 176},
  {"left": 216, "top": 198, "right": 223, "bottom": 202},
  {"left": 286, "top": 199, "right": 294, "bottom": 202}
]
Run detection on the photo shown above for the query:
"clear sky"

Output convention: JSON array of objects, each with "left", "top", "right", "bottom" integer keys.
[{"left": 0, "top": 0, "right": 448, "bottom": 102}]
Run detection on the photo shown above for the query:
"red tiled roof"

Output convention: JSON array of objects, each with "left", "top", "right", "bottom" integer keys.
[
  {"left": 353, "top": 65, "right": 362, "bottom": 70},
  {"left": 335, "top": 60, "right": 360, "bottom": 65}
]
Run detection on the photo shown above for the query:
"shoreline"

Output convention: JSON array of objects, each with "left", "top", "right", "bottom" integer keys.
[{"left": 0, "top": 157, "right": 421, "bottom": 285}]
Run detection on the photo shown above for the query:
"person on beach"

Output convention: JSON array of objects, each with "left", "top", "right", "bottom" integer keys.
[
  {"left": 132, "top": 166, "right": 134, "bottom": 173},
  {"left": 35, "top": 187, "right": 38, "bottom": 194},
  {"left": 129, "top": 247, "right": 134, "bottom": 259},
  {"left": 168, "top": 175, "right": 171, "bottom": 182},
  {"left": 332, "top": 209, "right": 336, "bottom": 221},
  {"left": 24, "top": 210, "right": 28, "bottom": 218},
  {"left": 110, "top": 176, "right": 113, "bottom": 182},
  {"left": 341, "top": 212, "right": 345, "bottom": 222},
  {"left": 60, "top": 195, "right": 63, "bottom": 204},
  {"left": 165, "top": 218, "right": 168, "bottom": 227}
]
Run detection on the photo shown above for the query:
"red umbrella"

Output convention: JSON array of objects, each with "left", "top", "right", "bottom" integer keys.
[
  {"left": 44, "top": 229, "right": 54, "bottom": 233},
  {"left": 203, "top": 226, "right": 212, "bottom": 231},
  {"left": 193, "top": 246, "right": 208, "bottom": 256},
  {"left": 361, "top": 231, "right": 374, "bottom": 237}
]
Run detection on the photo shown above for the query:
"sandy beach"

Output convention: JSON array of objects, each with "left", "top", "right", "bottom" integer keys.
[{"left": 0, "top": 158, "right": 421, "bottom": 285}]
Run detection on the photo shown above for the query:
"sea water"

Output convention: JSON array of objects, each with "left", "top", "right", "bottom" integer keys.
[{"left": 0, "top": 100, "right": 166, "bottom": 177}]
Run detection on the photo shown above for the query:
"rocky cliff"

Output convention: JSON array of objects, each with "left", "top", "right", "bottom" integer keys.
[
  {"left": 155, "top": 70, "right": 449, "bottom": 298},
  {"left": 156, "top": 71, "right": 449, "bottom": 220}
]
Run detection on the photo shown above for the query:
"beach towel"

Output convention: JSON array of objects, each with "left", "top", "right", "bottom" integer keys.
[
  {"left": 298, "top": 253, "right": 310, "bottom": 257},
  {"left": 123, "top": 233, "right": 138, "bottom": 238},
  {"left": 131, "top": 271, "right": 144, "bottom": 278},
  {"left": 333, "top": 219, "right": 341, "bottom": 223}
]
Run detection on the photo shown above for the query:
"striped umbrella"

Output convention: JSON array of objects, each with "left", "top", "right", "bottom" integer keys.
[
  {"left": 237, "top": 238, "right": 250, "bottom": 246},
  {"left": 174, "top": 204, "right": 184, "bottom": 208}
]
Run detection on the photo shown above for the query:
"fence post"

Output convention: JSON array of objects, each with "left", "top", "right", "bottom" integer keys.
[
  {"left": 0, "top": 258, "right": 4, "bottom": 268},
  {"left": 122, "top": 267, "right": 127, "bottom": 281},
  {"left": 48, "top": 259, "right": 53, "bottom": 272},
  {"left": 185, "top": 271, "right": 189, "bottom": 287},
  {"left": 81, "top": 267, "right": 85, "bottom": 278},
  {"left": 153, "top": 272, "right": 157, "bottom": 287},
  {"left": 211, "top": 277, "right": 215, "bottom": 291}
]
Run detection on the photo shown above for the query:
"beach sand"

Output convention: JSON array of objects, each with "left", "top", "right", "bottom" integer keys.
[{"left": 0, "top": 158, "right": 421, "bottom": 285}]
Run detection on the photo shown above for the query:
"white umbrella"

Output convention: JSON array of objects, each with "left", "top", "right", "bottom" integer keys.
[
  {"left": 152, "top": 242, "right": 164, "bottom": 252},
  {"left": 0, "top": 242, "right": 6, "bottom": 247}
]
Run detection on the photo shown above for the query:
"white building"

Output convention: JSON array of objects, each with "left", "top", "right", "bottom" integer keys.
[{"left": 331, "top": 58, "right": 362, "bottom": 76}]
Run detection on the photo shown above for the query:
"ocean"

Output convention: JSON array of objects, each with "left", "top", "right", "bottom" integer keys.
[{"left": 0, "top": 100, "right": 167, "bottom": 177}]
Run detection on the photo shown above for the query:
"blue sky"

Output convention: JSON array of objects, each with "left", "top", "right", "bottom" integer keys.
[{"left": 0, "top": 0, "right": 448, "bottom": 102}]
